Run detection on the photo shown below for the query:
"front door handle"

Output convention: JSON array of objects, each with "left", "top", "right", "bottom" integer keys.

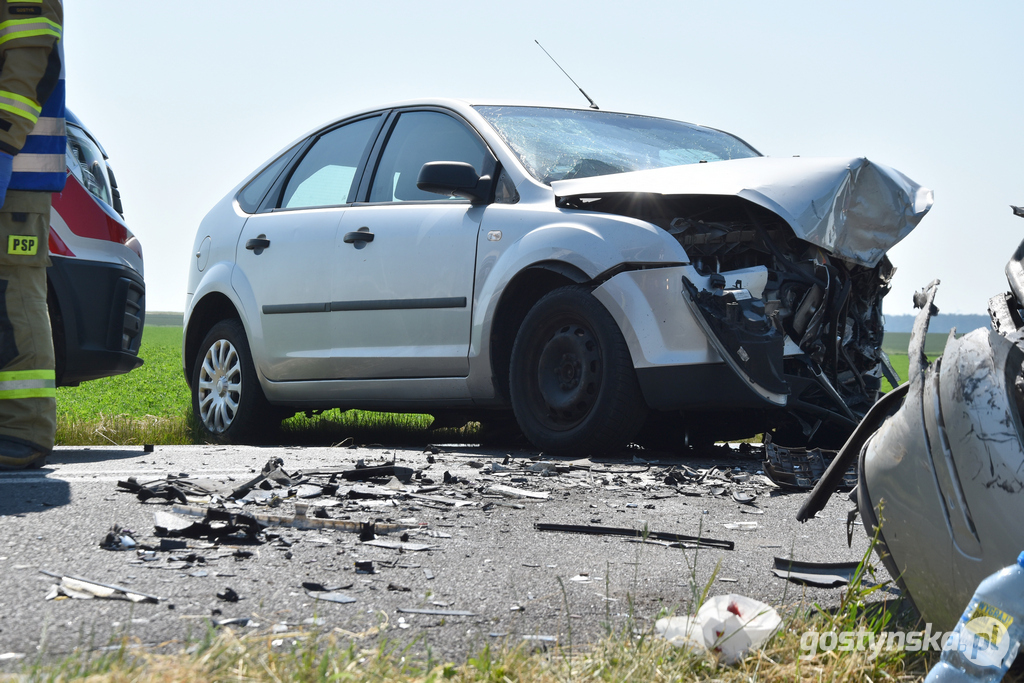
[
  {"left": 343, "top": 227, "right": 374, "bottom": 247},
  {"left": 245, "top": 237, "right": 271, "bottom": 252}
]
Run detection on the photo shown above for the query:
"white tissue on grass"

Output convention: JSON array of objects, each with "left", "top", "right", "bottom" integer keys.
[{"left": 655, "top": 594, "right": 782, "bottom": 664}]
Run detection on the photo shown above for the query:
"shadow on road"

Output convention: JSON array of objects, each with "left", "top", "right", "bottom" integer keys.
[
  {"left": 0, "top": 468, "right": 70, "bottom": 515},
  {"left": 48, "top": 448, "right": 149, "bottom": 465}
]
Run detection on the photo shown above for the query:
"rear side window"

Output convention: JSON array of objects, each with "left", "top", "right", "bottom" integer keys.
[
  {"left": 369, "top": 111, "right": 490, "bottom": 203},
  {"left": 281, "top": 116, "right": 380, "bottom": 209},
  {"left": 236, "top": 145, "right": 299, "bottom": 213}
]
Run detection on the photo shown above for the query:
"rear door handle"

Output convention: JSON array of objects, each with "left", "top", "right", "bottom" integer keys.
[
  {"left": 343, "top": 228, "right": 374, "bottom": 245},
  {"left": 245, "top": 237, "right": 271, "bottom": 251}
]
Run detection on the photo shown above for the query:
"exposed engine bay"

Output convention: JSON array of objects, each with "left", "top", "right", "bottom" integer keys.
[{"left": 558, "top": 192, "right": 898, "bottom": 445}]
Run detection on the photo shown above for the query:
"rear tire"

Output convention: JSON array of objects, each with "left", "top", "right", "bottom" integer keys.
[
  {"left": 191, "top": 319, "right": 274, "bottom": 443},
  {"left": 509, "top": 286, "right": 648, "bottom": 456}
]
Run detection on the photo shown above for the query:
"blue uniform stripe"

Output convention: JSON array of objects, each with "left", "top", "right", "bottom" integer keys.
[
  {"left": 39, "top": 80, "right": 63, "bottom": 117},
  {"left": 9, "top": 78, "right": 65, "bottom": 193},
  {"left": 19, "top": 135, "right": 63, "bottom": 155},
  {"left": 10, "top": 172, "right": 66, "bottom": 191}
]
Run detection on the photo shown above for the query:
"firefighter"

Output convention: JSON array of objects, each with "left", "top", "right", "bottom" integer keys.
[{"left": 0, "top": 0, "right": 64, "bottom": 470}]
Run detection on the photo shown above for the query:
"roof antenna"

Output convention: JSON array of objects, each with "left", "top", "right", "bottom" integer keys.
[{"left": 534, "top": 40, "right": 599, "bottom": 110}]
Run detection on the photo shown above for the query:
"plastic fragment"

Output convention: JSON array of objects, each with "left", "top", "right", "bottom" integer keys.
[
  {"left": 488, "top": 484, "right": 550, "bottom": 499},
  {"left": 770, "top": 557, "right": 860, "bottom": 587}
]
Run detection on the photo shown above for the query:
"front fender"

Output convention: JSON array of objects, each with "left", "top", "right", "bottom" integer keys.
[{"left": 467, "top": 204, "right": 688, "bottom": 397}]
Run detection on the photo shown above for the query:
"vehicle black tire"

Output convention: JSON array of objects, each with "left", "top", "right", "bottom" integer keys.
[
  {"left": 191, "top": 319, "right": 275, "bottom": 444},
  {"left": 509, "top": 286, "right": 648, "bottom": 456}
]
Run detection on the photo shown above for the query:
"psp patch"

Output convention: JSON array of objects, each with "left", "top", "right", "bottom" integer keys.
[{"left": 7, "top": 235, "right": 38, "bottom": 256}]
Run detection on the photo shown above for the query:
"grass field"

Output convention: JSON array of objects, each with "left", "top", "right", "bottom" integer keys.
[{"left": 55, "top": 326, "right": 468, "bottom": 446}]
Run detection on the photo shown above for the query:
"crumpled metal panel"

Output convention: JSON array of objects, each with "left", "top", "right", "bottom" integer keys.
[
  {"left": 858, "top": 283, "right": 1024, "bottom": 630},
  {"left": 552, "top": 156, "right": 933, "bottom": 268}
]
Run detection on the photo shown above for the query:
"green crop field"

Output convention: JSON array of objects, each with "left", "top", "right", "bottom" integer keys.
[
  {"left": 57, "top": 326, "right": 189, "bottom": 422},
  {"left": 55, "top": 325, "right": 467, "bottom": 446}
]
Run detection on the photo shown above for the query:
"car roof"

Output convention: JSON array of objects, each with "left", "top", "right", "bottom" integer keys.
[{"left": 317, "top": 98, "right": 716, "bottom": 130}]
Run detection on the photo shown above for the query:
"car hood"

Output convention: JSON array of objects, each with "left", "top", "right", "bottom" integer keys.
[{"left": 551, "top": 156, "right": 933, "bottom": 268}]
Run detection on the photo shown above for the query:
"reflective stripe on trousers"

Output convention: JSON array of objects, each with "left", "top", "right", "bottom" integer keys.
[{"left": 0, "top": 368, "right": 55, "bottom": 398}]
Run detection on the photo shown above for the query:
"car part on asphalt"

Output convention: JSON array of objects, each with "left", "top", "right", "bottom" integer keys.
[
  {"left": 396, "top": 607, "right": 478, "bottom": 617},
  {"left": 41, "top": 569, "right": 160, "bottom": 603},
  {"left": 534, "top": 522, "right": 734, "bottom": 550},
  {"left": 184, "top": 99, "right": 930, "bottom": 454},
  {"left": 764, "top": 439, "right": 855, "bottom": 491},
  {"left": 98, "top": 525, "right": 137, "bottom": 551},
  {"left": 771, "top": 557, "right": 862, "bottom": 588}
]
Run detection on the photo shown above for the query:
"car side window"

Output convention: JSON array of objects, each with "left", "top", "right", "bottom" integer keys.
[
  {"left": 369, "top": 111, "right": 490, "bottom": 203},
  {"left": 281, "top": 116, "right": 379, "bottom": 209}
]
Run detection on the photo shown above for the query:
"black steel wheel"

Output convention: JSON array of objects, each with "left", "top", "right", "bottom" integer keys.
[
  {"left": 509, "top": 286, "right": 648, "bottom": 455},
  {"left": 191, "top": 319, "right": 274, "bottom": 443}
]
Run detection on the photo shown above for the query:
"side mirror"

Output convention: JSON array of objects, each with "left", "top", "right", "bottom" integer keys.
[{"left": 417, "top": 161, "right": 491, "bottom": 204}]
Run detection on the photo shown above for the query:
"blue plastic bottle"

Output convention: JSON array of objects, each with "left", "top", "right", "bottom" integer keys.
[{"left": 925, "top": 551, "right": 1024, "bottom": 682}]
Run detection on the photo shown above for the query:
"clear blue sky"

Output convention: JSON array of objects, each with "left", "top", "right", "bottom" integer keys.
[{"left": 66, "top": 1, "right": 1024, "bottom": 316}]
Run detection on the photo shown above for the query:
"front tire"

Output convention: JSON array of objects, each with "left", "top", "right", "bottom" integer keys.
[
  {"left": 191, "top": 319, "right": 273, "bottom": 443},
  {"left": 509, "top": 286, "right": 648, "bottom": 456}
]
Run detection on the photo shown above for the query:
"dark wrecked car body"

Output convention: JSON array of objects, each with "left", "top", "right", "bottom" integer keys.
[
  {"left": 800, "top": 215, "right": 1024, "bottom": 630},
  {"left": 183, "top": 100, "right": 930, "bottom": 453}
]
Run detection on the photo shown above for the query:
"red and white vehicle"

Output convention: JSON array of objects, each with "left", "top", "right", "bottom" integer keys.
[{"left": 47, "top": 110, "right": 145, "bottom": 386}]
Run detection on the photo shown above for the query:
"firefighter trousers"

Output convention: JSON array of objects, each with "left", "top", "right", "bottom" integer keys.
[{"left": 0, "top": 190, "right": 55, "bottom": 467}]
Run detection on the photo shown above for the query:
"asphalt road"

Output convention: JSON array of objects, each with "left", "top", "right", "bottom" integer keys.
[{"left": 0, "top": 442, "right": 893, "bottom": 667}]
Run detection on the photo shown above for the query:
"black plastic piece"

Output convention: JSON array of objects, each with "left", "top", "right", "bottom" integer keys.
[
  {"left": 796, "top": 382, "right": 908, "bottom": 523},
  {"left": 48, "top": 256, "right": 145, "bottom": 387},
  {"left": 245, "top": 237, "right": 270, "bottom": 251}
]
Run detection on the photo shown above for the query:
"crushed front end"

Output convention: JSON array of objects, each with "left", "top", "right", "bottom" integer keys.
[{"left": 554, "top": 156, "right": 931, "bottom": 445}]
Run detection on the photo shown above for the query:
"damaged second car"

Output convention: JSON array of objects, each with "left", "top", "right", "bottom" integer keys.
[{"left": 184, "top": 100, "right": 931, "bottom": 454}]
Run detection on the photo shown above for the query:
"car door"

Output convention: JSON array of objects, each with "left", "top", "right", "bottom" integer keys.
[
  {"left": 235, "top": 115, "right": 381, "bottom": 381},
  {"left": 332, "top": 109, "right": 494, "bottom": 379}
]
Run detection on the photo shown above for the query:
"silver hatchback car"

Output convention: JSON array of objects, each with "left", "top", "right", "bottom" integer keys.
[{"left": 183, "top": 99, "right": 931, "bottom": 454}]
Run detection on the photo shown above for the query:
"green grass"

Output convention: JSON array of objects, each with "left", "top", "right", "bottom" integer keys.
[
  {"left": 57, "top": 327, "right": 189, "bottom": 421},
  {"left": 55, "top": 326, "right": 476, "bottom": 446}
]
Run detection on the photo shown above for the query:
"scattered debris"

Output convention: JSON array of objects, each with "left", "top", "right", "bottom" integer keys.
[
  {"left": 99, "top": 525, "right": 138, "bottom": 551},
  {"left": 763, "top": 440, "right": 855, "bottom": 491},
  {"left": 216, "top": 587, "right": 240, "bottom": 602},
  {"left": 722, "top": 521, "right": 758, "bottom": 531},
  {"left": 213, "top": 617, "right": 258, "bottom": 627},
  {"left": 355, "top": 561, "right": 375, "bottom": 574},
  {"left": 655, "top": 594, "right": 782, "bottom": 664},
  {"left": 771, "top": 557, "right": 861, "bottom": 588},
  {"left": 41, "top": 570, "right": 160, "bottom": 603},
  {"left": 305, "top": 588, "right": 356, "bottom": 605},
  {"left": 487, "top": 484, "right": 550, "bottom": 500},
  {"left": 362, "top": 539, "right": 435, "bottom": 552},
  {"left": 396, "top": 607, "right": 477, "bottom": 617},
  {"left": 535, "top": 523, "right": 734, "bottom": 550}
]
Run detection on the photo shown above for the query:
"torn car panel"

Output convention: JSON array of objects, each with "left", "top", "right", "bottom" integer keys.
[{"left": 805, "top": 270, "right": 1024, "bottom": 631}]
